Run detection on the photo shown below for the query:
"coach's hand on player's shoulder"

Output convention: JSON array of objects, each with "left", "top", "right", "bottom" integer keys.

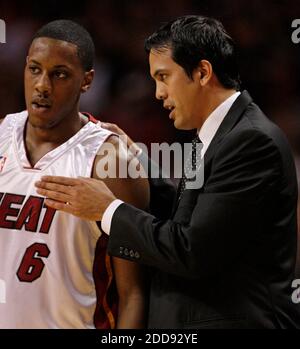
[
  {"left": 35, "top": 176, "right": 116, "bottom": 221},
  {"left": 100, "top": 122, "right": 128, "bottom": 139},
  {"left": 101, "top": 122, "right": 142, "bottom": 156}
]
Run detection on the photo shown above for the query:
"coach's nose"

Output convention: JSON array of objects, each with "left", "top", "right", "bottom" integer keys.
[{"left": 155, "top": 82, "right": 167, "bottom": 101}]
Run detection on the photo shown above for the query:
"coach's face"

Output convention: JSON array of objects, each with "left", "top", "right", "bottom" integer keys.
[
  {"left": 149, "top": 48, "right": 205, "bottom": 130},
  {"left": 24, "top": 37, "right": 93, "bottom": 129}
]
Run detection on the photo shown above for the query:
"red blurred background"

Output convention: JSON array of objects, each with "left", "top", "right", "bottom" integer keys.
[{"left": 0, "top": 0, "right": 299, "bottom": 275}]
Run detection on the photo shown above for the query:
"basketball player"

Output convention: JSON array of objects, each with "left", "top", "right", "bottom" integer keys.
[{"left": 0, "top": 20, "right": 149, "bottom": 329}]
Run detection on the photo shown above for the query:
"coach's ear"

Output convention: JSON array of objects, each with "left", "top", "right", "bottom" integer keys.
[
  {"left": 81, "top": 69, "right": 94, "bottom": 93},
  {"left": 194, "top": 60, "right": 212, "bottom": 87}
]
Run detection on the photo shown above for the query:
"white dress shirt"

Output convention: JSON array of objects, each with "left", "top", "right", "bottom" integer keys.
[{"left": 101, "top": 91, "right": 241, "bottom": 234}]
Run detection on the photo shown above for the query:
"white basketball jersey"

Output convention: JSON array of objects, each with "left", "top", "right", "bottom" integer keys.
[{"left": 0, "top": 111, "right": 117, "bottom": 329}]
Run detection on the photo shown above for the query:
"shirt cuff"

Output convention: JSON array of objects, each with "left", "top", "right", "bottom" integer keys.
[{"left": 101, "top": 199, "right": 124, "bottom": 235}]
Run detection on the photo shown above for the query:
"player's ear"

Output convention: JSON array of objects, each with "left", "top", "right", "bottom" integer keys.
[{"left": 81, "top": 69, "right": 94, "bottom": 93}]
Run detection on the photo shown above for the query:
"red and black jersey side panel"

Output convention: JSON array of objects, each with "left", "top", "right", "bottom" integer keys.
[
  {"left": 86, "top": 110, "right": 118, "bottom": 328},
  {"left": 93, "top": 233, "right": 118, "bottom": 329}
]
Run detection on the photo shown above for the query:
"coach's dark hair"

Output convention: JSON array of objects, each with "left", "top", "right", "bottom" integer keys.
[
  {"left": 32, "top": 19, "right": 95, "bottom": 71},
  {"left": 145, "top": 15, "right": 241, "bottom": 89}
]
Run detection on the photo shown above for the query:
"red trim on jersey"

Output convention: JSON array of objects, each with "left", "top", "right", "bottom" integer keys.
[
  {"left": 82, "top": 112, "right": 99, "bottom": 124},
  {"left": 23, "top": 167, "right": 41, "bottom": 171}
]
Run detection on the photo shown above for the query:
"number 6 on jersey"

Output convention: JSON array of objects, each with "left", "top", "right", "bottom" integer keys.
[{"left": 17, "top": 243, "right": 51, "bottom": 282}]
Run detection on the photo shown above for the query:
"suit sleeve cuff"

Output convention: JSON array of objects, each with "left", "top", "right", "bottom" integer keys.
[{"left": 101, "top": 199, "right": 124, "bottom": 235}]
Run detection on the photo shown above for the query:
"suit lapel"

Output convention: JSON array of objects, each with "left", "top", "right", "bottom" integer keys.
[
  {"left": 203, "top": 90, "right": 253, "bottom": 169},
  {"left": 172, "top": 90, "right": 253, "bottom": 216}
]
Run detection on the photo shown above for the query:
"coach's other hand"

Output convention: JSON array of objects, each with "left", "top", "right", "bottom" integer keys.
[{"left": 35, "top": 176, "right": 116, "bottom": 221}]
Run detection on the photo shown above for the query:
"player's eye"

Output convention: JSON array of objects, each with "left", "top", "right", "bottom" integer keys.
[
  {"left": 54, "top": 71, "right": 68, "bottom": 79},
  {"left": 28, "top": 66, "right": 41, "bottom": 75}
]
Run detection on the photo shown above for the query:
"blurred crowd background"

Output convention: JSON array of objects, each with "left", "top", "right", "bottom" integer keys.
[{"left": 0, "top": 0, "right": 300, "bottom": 274}]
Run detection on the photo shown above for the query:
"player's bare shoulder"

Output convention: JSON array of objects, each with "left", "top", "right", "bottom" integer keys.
[
  {"left": 0, "top": 118, "right": 4, "bottom": 125},
  {"left": 93, "top": 134, "right": 139, "bottom": 180},
  {"left": 92, "top": 134, "right": 150, "bottom": 210},
  {"left": 92, "top": 134, "right": 123, "bottom": 179}
]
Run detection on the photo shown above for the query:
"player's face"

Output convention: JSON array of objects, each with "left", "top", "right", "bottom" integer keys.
[
  {"left": 149, "top": 48, "right": 203, "bottom": 130},
  {"left": 24, "top": 37, "right": 93, "bottom": 129}
]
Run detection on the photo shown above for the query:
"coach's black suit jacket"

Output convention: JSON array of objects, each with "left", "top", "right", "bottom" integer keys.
[{"left": 107, "top": 91, "right": 299, "bottom": 328}]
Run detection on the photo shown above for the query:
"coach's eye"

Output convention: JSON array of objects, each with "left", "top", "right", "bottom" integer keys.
[{"left": 159, "top": 73, "right": 168, "bottom": 82}]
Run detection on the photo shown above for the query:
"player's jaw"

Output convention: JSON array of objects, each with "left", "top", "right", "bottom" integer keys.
[{"left": 28, "top": 96, "right": 80, "bottom": 130}]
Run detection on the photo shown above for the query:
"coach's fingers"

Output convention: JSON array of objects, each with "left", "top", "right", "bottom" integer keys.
[
  {"left": 44, "top": 199, "right": 74, "bottom": 214},
  {"left": 40, "top": 176, "right": 79, "bottom": 186},
  {"left": 36, "top": 188, "right": 72, "bottom": 203},
  {"left": 100, "top": 122, "right": 125, "bottom": 135},
  {"left": 35, "top": 181, "right": 73, "bottom": 194}
]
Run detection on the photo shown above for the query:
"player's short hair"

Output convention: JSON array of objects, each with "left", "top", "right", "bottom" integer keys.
[
  {"left": 32, "top": 19, "right": 95, "bottom": 72},
  {"left": 145, "top": 15, "right": 241, "bottom": 89}
]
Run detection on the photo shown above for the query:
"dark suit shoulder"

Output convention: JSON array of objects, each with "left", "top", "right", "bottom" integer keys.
[
  {"left": 242, "top": 103, "right": 297, "bottom": 176},
  {"left": 222, "top": 101, "right": 293, "bottom": 160},
  {"left": 242, "top": 103, "right": 291, "bottom": 147},
  {"left": 214, "top": 102, "right": 297, "bottom": 196},
  {"left": 218, "top": 116, "right": 279, "bottom": 159}
]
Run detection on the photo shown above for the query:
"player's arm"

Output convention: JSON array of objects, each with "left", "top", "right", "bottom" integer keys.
[
  {"left": 112, "top": 256, "right": 149, "bottom": 329},
  {"left": 93, "top": 135, "right": 150, "bottom": 329},
  {"left": 0, "top": 119, "right": 4, "bottom": 124}
]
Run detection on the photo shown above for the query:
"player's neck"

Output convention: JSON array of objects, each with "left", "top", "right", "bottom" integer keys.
[
  {"left": 24, "top": 111, "right": 88, "bottom": 167},
  {"left": 26, "top": 111, "right": 86, "bottom": 145}
]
